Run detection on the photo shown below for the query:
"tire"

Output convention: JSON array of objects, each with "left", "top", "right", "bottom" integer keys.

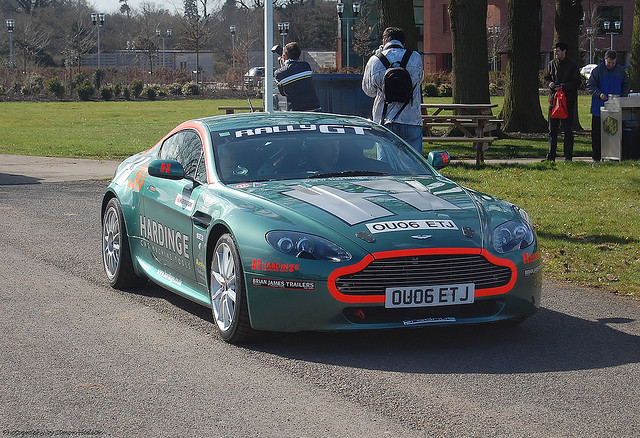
[
  {"left": 210, "top": 233, "right": 254, "bottom": 344},
  {"left": 102, "top": 197, "right": 146, "bottom": 289}
]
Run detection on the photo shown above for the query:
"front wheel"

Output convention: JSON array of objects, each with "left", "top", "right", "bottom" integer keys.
[
  {"left": 210, "top": 233, "right": 254, "bottom": 343},
  {"left": 102, "top": 197, "right": 146, "bottom": 289}
]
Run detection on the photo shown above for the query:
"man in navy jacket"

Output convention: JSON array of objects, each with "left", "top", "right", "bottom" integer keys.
[
  {"left": 543, "top": 41, "right": 581, "bottom": 162},
  {"left": 587, "top": 50, "right": 630, "bottom": 161}
]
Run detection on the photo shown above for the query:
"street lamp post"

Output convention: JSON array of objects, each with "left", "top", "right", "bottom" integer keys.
[
  {"left": 6, "top": 19, "right": 14, "bottom": 69},
  {"left": 278, "top": 22, "right": 289, "bottom": 48},
  {"left": 603, "top": 20, "right": 621, "bottom": 50},
  {"left": 91, "top": 13, "right": 105, "bottom": 68},
  {"left": 156, "top": 28, "right": 172, "bottom": 68},
  {"left": 230, "top": 25, "right": 236, "bottom": 69},
  {"left": 487, "top": 25, "right": 500, "bottom": 71},
  {"left": 337, "top": 1, "right": 360, "bottom": 69},
  {"left": 586, "top": 26, "right": 594, "bottom": 64}
]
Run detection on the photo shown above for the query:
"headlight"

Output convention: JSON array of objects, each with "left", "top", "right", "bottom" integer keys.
[
  {"left": 492, "top": 220, "right": 534, "bottom": 253},
  {"left": 266, "top": 231, "right": 351, "bottom": 262}
]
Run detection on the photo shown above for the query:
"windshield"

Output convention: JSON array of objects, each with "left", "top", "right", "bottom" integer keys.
[{"left": 211, "top": 122, "right": 436, "bottom": 184}]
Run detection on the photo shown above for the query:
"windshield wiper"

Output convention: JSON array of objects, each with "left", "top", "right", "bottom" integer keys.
[{"left": 308, "top": 170, "right": 388, "bottom": 179}]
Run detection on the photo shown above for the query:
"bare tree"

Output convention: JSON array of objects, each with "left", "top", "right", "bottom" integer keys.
[
  {"left": 352, "top": 0, "right": 376, "bottom": 59},
  {"left": 180, "top": 0, "right": 212, "bottom": 85},
  {"left": 14, "top": 19, "right": 52, "bottom": 70},
  {"left": 64, "top": 19, "right": 94, "bottom": 71}
]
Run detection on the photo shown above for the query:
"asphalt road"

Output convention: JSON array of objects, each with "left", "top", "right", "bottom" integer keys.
[{"left": 1, "top": 178, "right": 639, "bottom": 437}]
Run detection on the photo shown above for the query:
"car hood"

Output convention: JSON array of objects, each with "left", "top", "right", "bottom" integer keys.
[{"left": 227, "top": 175, "right": 498, "bottom": 252}]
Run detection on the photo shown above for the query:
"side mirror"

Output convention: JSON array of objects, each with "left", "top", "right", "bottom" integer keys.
[
  {"left": 148, "top": 159, "right": 185, "bottom": 180},
  {"left": 427, "top": 150, "right": 451, "bottom": 170}
]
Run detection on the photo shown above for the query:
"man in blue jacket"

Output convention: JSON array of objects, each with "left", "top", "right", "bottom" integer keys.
[{"left": 587, "top": 50, "right": 630, "bottom": 161}]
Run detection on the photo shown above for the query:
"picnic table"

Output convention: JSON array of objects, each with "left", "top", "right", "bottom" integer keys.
[{"left": 421, "top": 103, "right": 502, "bottom": 164}]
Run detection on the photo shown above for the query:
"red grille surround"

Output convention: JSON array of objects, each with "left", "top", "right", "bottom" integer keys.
[{"left": 328, "top": 248, "right": 517, "bottom": 304}]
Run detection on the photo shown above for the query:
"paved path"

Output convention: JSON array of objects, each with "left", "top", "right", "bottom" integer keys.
[{"left": 0, "top": 154, "right": 120, "bottom": 184}]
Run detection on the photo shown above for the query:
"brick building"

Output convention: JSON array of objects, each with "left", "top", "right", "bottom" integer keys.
[{"left": 337, "top": 0, "right": 633, "bottom": 73}]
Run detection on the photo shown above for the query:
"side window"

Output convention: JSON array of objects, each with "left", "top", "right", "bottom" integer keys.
[
  {"left": 158, "top": 130, "right": 206, "bottom": 183},
  {"left": 181, "top": 131, "right": 205, "bottom": 182},
  {"left": 159, "top": 132, "right": 182, "bottom": 161}
]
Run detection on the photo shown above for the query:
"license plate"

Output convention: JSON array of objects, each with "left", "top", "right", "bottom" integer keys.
[{"left": 384, "top": 283, "right": 475, "bottom": 308}]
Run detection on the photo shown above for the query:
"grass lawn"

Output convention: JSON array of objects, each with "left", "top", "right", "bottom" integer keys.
[
  {"left": 1, "top": 97, "right": 639, "bottom": 297},
  {"left": 0, "top": 99, "right": 258, "bottom": 159}
]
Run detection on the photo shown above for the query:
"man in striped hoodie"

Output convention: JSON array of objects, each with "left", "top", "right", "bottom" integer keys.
[{"left": 275, "top": 42, "right": 321, "bottom": 112}]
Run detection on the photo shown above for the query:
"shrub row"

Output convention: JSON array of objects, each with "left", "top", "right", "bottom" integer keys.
[
  {"left": 1, "top": 72, "right": 202, "bottom": 101},
  {"left": 0, "top": 68, "right": 202, "bottom": 101}
]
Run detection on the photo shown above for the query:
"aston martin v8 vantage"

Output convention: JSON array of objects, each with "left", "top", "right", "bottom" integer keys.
[{"left": 101, "top": 112, "right": 542, "bottom": 343}]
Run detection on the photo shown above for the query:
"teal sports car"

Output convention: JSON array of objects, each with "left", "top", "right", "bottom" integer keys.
[{"left": 101, "top": 112, "right": 542, "bottom": 343}]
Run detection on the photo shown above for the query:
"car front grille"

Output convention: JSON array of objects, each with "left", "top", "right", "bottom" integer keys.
[{"left": 334, "top": 253, "right": 512, "bottom": 296}]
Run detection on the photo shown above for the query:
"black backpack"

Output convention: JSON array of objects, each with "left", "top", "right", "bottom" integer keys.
[{"left": 375, "top": 48, "right": 415, "bottom": 122}]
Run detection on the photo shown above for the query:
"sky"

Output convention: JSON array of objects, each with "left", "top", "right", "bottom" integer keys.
[{"left": 89, "top": 0, "right": 181, "bottom": 14}]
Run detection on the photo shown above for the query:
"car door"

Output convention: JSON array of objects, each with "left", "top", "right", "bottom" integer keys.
[{"left": 139, "top": 129, "right": 208, "bottom": 290}]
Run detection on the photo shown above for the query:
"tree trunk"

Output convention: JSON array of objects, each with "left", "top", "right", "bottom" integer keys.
[
  {"left": 629, "top": 0, "right": 640, "bottom": 91},
  {"left": 448, "top": 0, "right": 490, "bottom": 105},
  {"left": 555, "top": 0, "right": 584, "bottom": 130},
  {"left": 377, "top": 0, "right": 418, "bottom": 51},
  {"left": 501, "top": 0, "right": 548, "bottom": 132}
]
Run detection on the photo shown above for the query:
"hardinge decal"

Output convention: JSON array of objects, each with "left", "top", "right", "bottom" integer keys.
[
  {"left": 140, "top": 215, "right": 191, "bottom": 266},
  {"left": 522, "top": 251, "right": 541, "bottom": 264},
  {"left": 252, "top": 259, "right": 299, "bottom": 273}
]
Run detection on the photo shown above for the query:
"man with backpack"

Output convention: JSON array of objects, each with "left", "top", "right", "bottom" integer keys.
[{"left": 362, "top": 27, "right": 424, "bottom": 154}]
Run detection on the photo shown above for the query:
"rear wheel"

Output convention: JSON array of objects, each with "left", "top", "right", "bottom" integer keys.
[
  {"left": 210, "top": 233, "right": 254, "bottom": 343},
  {"left": 102, "top": 197, "right": 146, "bottom": 289}
]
